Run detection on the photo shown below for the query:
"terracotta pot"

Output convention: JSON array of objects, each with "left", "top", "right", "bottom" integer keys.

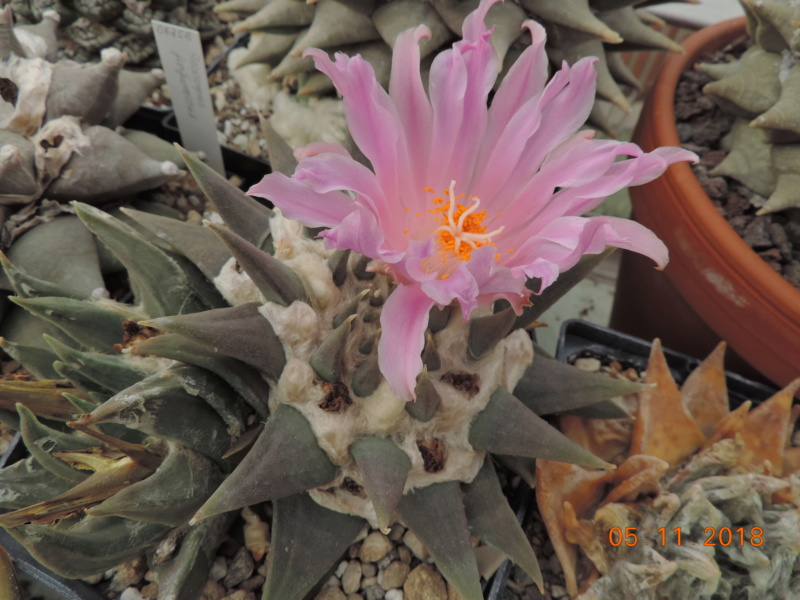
[{"left": 610, "top": 17, "right": 800, "bottom": 390}]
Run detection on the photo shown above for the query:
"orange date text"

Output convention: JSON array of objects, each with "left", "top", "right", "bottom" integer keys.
[{"left": 607, "top": 526, "right": 764, "bottom": 547}]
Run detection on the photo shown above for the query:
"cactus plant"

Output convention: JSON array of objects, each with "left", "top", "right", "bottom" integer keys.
[
  {"left": 538, "top": 341, "right": 800, "bottom": 599},
  {"left": 0, "top": 2, "right": 697, "bottom": 599},
  {"left": 4, "top": 0, "right": 224, "bottom": 65},
  {"left": 697, "top": 0, "right": 800, "bottom": 214},
  {"left": 220, "top": 0, "right": 689, "bottom": 136}
]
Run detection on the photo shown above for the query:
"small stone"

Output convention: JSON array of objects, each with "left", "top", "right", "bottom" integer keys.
[
  {"left": 403, "top": 565, "right": 447, "bottom": 600},
  {"left": 327, "top": 575, "right": 342, "bottom": 587},
  {"left": 397, "top": 546, "right": 411, "bottom": 565},
  {"left": 385, "top": 590, "right": 404, "bottom": 600},
  {"left": 210, "top": 556, "right": 227, "bottom": 581},
  {"left": 315, "top": 587, "right": 347, "bottom": 600},
  {"left": 574, "top": 357, "right": 601, "bottom": 372},
  {"left": 743, "top": 219, "right": 772, "bottom": 250},
  {"left": 402, "top": 531, "right": 428, "bottom": 561},
  {"left": 550, "top": 584, "right": 568, "bottom": 598},
  {"left": 388, "top": 525, "right": 405, "bottom": 542},
  {"left": 363, "top": 585, "right": 386, "bottom": 600},
  {"left": 362, "top": 576, "right": 379, "bottom": 588},
  {"left": 119, "top": 589, "right": 146, "bottom": 600},
  {"left": 380, "top": 561, "right": 410, "bottom": 590},
  {"left": 342, "top": 561, "right": 362, "bottom": 594},
  {"left": 239, "top": 575, "right": 266, "bottom": 592},
  {"left": 347, "top": 595, "right": 364, "bottom": 600},
  {"left": 140, "top": 583, "right": 158, "bottom": 600},
  {"left": 362, "top": 563, "right": 377, "bottom": 578},
  {"left": 359, "top": 532, "right": 393, "bottom": 563},
  {"left": 111, "top": 557, "right": 147, "bottom": 591},
  {"left": 222, "top": 592, "right": 256, "bottom": 600},
  {"left": 224, "top": 547, "right": 255, "bottom": 588},
  {"left": 201, "top": 580, "right": 226, "bottom": 600},
  {"left": 336, "top": 561, "right": 350, "bottom": 578},
  {"left": 378, "top": 549, "right": 398, "bottom": 570}
]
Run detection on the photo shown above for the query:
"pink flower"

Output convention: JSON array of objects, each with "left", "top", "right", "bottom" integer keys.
[{"left": 250, "top": 0, "right": 697, "bottom": 401}]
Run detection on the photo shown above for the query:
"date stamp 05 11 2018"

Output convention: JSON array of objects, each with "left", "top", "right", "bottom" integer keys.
[{"left": 608, "top": 526, "right": 764, "bottom": 548}]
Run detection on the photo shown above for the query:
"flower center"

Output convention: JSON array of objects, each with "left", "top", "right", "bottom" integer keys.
[{"left": 426, "top": 180, "right": 504, "bottom": 262}]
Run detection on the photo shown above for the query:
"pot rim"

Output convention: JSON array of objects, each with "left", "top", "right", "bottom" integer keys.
[{"left": 640, "top": 16, "right": 800, "bottom": 311}]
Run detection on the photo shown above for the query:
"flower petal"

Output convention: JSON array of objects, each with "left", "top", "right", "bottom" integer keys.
[
  {"left": 427, "top": 0, "right": 499, "bottom": 188},
  {"left": 249, "top": 172, "right": 353, "bottom": 228},
  {"left": 494, "top": 57, "right": 598, "bottom": 203},
  {"left": 305, "top": 49, "right": 411, "bottom": 212},
  {"left": 390, "top": 25, "right": 433, "bottom": 194},
  {"left": 378, "top": 283, "right": 435, "bottom": 401}
]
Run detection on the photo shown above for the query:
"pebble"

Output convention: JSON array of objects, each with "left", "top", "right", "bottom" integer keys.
[
  {"left": 239, "top": 575, "right": 265, "bottom": 592},
  {"left": 359, "top": 532, "right": 393, "bottom": 563},
  {"left": 223, "top": 547, "right": 255, "bottom": 588},
  {"left": 336, "top": 561, "right": 350, "bottom": 578},
  {"left": 362, "top": 563, "right": 377, "bottom": 578},
  {"left": 210, "top": 556, "right": 227, "bottom": 581},
  {"left": 403, "top": 565, "right": 447, "bottom": 600},
  {"left": 140, "top": 583, "right": 158, "bottom": 600},
  {"left": 362, "top": 576, "right": 379, "bottom": 588},
  {"left": 363, "top": 585, "right": 386, "bottom": 600},
  {"left": 402, "top": 531, "right": 428, "bottom": 561},
  {"left": 111, "top": 558, "right": 147, "bottom": 591},
  {"left": 119, "top": 589, "right": 147, "bottom": 600},
  {"left": 397, "top": 547, "right": 412, "bottom": 565},
  {"left": 315, "top": 586, "right": 347, "bottom": 600},
  {"left": 388, "top": 525, "right": 405, "bottom": 542},
  {"left": 380, "top": 561, "right": 410, "bottom": 590},
  {"left": 550, "top": 584, "right": 568, "bottom": 598},
  {"left": 201, "top": 580, "right": 226, "bottom": 600},
  {"left": 385, "top": 590, "right": 404, "bottom": 600},
  {"left": 347, "top": 595, "right": 364, "bottom": 600},
  {"left": 342, "top": 561, "right": 362, "bottom": 594}
]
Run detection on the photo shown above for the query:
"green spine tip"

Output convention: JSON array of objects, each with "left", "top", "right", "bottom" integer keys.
[
  {"left": 421, "top": 332, "right": 441, "bottom": 371},
  {"left": 397, "top": 481, "right": 483, "bottom": 600},
  {"left": 513, "top": 356, "right": 643, "bottom": 417},
  {"left": 310, "top": 315, "right": 355, "bottom": 383},
  {"left": 191, "top": 404, "right": 337, "bottom": 523},
  {"left": 263, "top": 493, "right": 365, "bottom": 600},
  {"left": 463, "top": 457, "right": 543, "bottom": 591},
  {"left": 205, "top": 221, "right": 307, "bottom": 307},
  {"left": 141, "top": 303, "right": 287, "bottom": 380},
  {"left": 351, "top": 350, "right": 381, "bottom": 397},
  {"left": 350, "top": 436, "right": 411, "bottom": 533},
  {"left": 469, "top": 387, "right": 614, "bottom": 470},
  {"left": 406, "top": 367, "right": 441, "bottom": 422},
  {"left": 467, "top": 306, "right": 517, "bottom": 361},
  {"left": 176, "top": 144, "right": 272, "bottom": 247},
  {"left": 328, "top": 249, "right": 351, "bottom": 286}
]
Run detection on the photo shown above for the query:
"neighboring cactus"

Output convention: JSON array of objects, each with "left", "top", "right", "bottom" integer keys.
[
  {"left": 697, "top": 0, "right": 800, "bottom": 214},
  {"left": 538, "top": 342, "right": 800, "bottom": 599},
  {"left": 219, "top": 0, "right": 687, "bottom": 135},
  {"left": 3, "top": 0, "right": 224, "bottom": 65}
]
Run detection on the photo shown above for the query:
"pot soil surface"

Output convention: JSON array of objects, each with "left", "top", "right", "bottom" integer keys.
[{"left": 674, "top": 37, "right": 800, "bottom": 290}]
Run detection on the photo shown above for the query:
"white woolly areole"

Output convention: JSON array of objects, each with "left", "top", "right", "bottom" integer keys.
[
  {"left": 0, "top": 55, "right": 53, "bottom": 135},
  {"left": 213, "top": 258, "right": 264, "bottom": 306},
  {"left": 259, "top": 301, "right": 324, "bottom": 363}
]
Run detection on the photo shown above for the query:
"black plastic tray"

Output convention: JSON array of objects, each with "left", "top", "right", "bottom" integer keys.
[{"left": 556, "top": 319, "right": 777, "bottom": 406}]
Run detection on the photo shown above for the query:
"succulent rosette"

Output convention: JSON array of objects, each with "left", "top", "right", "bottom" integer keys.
[{"left": 250, "top": 0, "right": 697, "bottom": 400}]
